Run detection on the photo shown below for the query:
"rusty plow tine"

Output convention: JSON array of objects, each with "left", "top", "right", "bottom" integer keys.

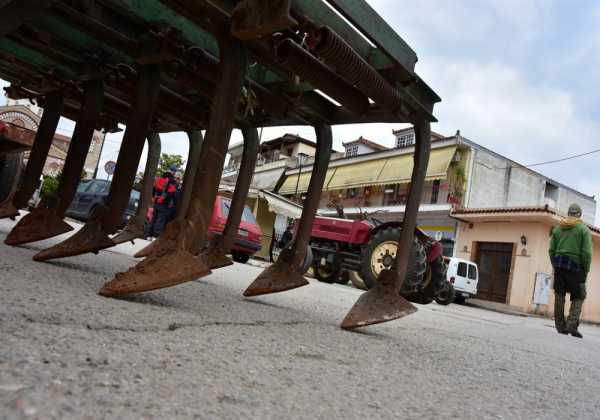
[
  {"left": 200, "top": 126, "right": 259, "bottom": 269},
  {"left": 341, "top": 119, "right": 431, "bottom": 329},
  {"left": 243, "top": 248, "right": 309, "bottom": 297},
  {"left": 340, "top": 270, "right": 417, "bottom": 330},
  {"left": 98, "top": 249, "right": 211, "bottom": 297},
  {"left": 112, "top": 133, "right": 162, "bottom": 245},
  {"left": 199, "top": 243, "right": 234, "bottom": 270},
  {"left": 4, "top": 205, "right": 73, "bottom": 246},
  {"left": 33, "top": 215, "right": 114, "bottom": 261},
  {"left": 134, "top": 239, "right": 158, "bottom": 258},
  {"left": 244, "top": 123, "right": 331, "bottom": 296},
  {"left": 110, "top": 221, "right": 144, "bottom": 246},
  {"left": 9, "top": 89, "right": 64, "bottom": 214},
  {"left": 0, "top": 202, "right": 19, "bottom": 219}
]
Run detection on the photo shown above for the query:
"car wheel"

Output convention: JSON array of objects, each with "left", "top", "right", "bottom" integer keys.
[
  {"left": 435, "top": 283, "right": 456, "bottom": 306},
  {"left": 453, "top": 294, "right": 466, "bottom": 304},
  {"left": 232, "top": 252, "right": 250, "bottom": 264}
]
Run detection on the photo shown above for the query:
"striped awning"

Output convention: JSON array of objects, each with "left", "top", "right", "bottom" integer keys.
[{"left": 278, "top": 146, "right": 457, "bottom": 194}]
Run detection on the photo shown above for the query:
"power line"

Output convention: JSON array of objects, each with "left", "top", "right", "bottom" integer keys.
[
  {"left": 495, "top": 147, "right": 600, "bottom": 170},
  {"left": 524, "top": 148, "right": 600, "bottom": 167}
]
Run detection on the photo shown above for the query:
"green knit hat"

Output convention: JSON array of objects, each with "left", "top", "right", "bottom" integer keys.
[{"left": 568, "top": 203, "right": 582, "bottom": 218}]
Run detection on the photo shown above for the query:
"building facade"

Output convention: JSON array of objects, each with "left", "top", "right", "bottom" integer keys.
[
  {"left": 279, "top": 130, "right": 468, "bottom": 255},
  {"left": 221, "top": 129, "right": 599, "bottom": 317},
  {"left": 0, "top": 99, "right": 105, "bottom": 178},
  {"left": 278, "top": 129, "right": 596, "bottom": 256},
  {"left": 222, "top": 134, "right": 325, "bottom": 259}
]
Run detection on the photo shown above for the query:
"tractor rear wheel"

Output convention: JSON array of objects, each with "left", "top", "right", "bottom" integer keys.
[{"left": 359, "top": 227, "right": 426, "bottom": 290}]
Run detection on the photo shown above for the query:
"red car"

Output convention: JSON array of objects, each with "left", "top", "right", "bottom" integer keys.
[{"left": 146, "top": 195, "right": 262, "bottom": 263}]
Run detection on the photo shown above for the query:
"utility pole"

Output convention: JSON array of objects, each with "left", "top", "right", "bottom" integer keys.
[
  {"left": 92, "top": 130, "right": 107, "bottom": 179},
  {"left": 294, "top": 152, "right": 308, "bottom": 203}
]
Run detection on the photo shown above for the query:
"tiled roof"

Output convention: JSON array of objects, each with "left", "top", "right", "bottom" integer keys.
[
  {"left": 452, "top": 205, "right": 557, "bottom": 215},
  {"left": 342, "top": 136, "right": 388, "bottom": 151},
  {"left": 452, "top": 206, "right": 600, "bottom": 234}
]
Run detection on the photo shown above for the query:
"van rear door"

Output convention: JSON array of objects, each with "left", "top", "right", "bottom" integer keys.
[
  {"left": 452, "top": 261, "right": 469, "bottom": 292},
  {"left": 467, "top": 263, "right": 478, "bottom": 295}
]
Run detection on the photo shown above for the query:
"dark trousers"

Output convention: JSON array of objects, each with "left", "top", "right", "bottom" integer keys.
[
  {"left": 553, "top": 267, "right": 586, "bottom": 332},
  {"left": 150, "top": 204, "right": 170, "bottom": 238}
]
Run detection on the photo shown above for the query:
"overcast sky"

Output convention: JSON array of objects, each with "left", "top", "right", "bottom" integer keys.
[{"left": 2, "top": 1, "right": 599, "bottom": 221}]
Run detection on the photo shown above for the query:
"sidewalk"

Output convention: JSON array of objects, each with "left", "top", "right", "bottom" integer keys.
[{"left": 464, "top": 298, "right": 532, "bottom": 318}]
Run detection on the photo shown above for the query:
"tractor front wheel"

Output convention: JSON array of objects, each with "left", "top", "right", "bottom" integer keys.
[{"left": 313, "top": 263, "right": 340, "bottom": 284}]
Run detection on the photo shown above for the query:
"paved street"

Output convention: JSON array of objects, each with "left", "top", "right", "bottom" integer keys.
[{"left": 1, "top": 218, "right": 599, "bottom": 420}]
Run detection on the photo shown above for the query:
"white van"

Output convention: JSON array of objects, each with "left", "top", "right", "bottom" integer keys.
[{"left": 443, "top": 257, "right": 478, "bottom": 303}]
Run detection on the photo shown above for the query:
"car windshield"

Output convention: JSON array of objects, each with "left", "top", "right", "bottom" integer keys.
[
  {"left": 221, "top": 197, "right": 257, "bottom": 224},
  {"left": 242, "top": 206, "right": 257, "bottom": 224},
  {"left": 76, "top": 180, "right": 92, "bottom": 192},
  {"left": 86, "top": 181, "right": 109, "bottom": 194}
]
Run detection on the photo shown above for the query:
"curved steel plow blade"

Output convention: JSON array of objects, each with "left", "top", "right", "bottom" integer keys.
[
  {"left": 198, "top": 243, "right": 234, "bottom": 270},
  {"left": 133, "top": 239, "right": 157, "bottom": 258},
  {"left": 340, "top": 270, "right": 417, "bottom": 330},
  {"left": 4, "top": 206, "right": 73, "bottom": 246},
  {"left": 243, "top": 249, "right": 308, "bottom": 297},
  {"left": 33, "top": 218, "right": 114, "bottom": 261},
  {"left": 0, "top": 201, "right": 19, "bottom": 219},
  {"left": 99, "top": 248, "right": 211, "bottom": 297},
  {"left": 111, "top": 214, "right": 146, "bottom": 245},
  {"left": 197, "top": 235, "right": 233, "bottom": 269}
]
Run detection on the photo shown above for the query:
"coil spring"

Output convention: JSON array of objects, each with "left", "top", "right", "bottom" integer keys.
[
  {"left": 315, "top": 26, "right": 403, "bottom": 113},
  {"left": 276, "top": 39, "right": 369, "bottom": 114}
]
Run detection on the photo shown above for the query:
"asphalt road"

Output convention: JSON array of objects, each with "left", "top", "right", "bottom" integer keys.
[{"left": 1, "top": 218, "right": 599, "bottom": 420}]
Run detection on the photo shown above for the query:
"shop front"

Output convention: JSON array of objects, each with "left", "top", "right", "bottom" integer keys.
[{"left": 453, "top": 207, "right": 600, "bottom": 323}]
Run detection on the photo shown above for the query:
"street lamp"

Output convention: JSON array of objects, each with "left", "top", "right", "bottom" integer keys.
[{"left": 294, "top": 152, "right": 309, "bottom": 203}]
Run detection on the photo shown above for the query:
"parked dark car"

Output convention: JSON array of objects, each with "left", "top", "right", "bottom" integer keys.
[{"left": 65, "top": 179, "right": 140, "bottom": 227}]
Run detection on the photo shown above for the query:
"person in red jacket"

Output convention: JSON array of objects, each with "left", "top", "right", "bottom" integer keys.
[{"left": 149, "top": 164, "right": 179, "bottom": 237}]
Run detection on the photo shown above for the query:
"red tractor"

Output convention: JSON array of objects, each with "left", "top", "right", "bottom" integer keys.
[{"left": 305, "top": 214, "right": 455, "bottom": 305}]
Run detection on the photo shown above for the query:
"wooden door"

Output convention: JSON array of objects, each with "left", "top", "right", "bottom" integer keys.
[{"left": 475, "top": 242, "right": 514, "bottom": 303}]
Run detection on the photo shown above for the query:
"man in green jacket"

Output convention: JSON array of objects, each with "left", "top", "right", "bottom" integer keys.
[{"left": 549, "top": 203, "right": 593, "bottom": 338}]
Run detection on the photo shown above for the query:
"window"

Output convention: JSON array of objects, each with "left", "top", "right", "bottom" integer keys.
[
  {"left": 346, "top": 187, "right": 359, "bottom": 199},
  {"left": 383, "top": 184, "right": 409, "bottom": 205},
  {"left": 544, "top": 182, "right": 559, "bottom": 203},
  {"left": 457, "top": 262, "right": 468, "bottom": 277},
  {"left": 431, "top": 180, "right": 440, "bottom": 204},
  {"left": 130, "top": 190, "right": 140, "bottom": 200},
  {"left": 346, "top": 144, "right": 359, "bottom": 156},
  {"left": 396, "top": 133, "right": 414, "bottom": 148},
  {"left": 468, "top": 264, "right": 477, "bottom": 280}
]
